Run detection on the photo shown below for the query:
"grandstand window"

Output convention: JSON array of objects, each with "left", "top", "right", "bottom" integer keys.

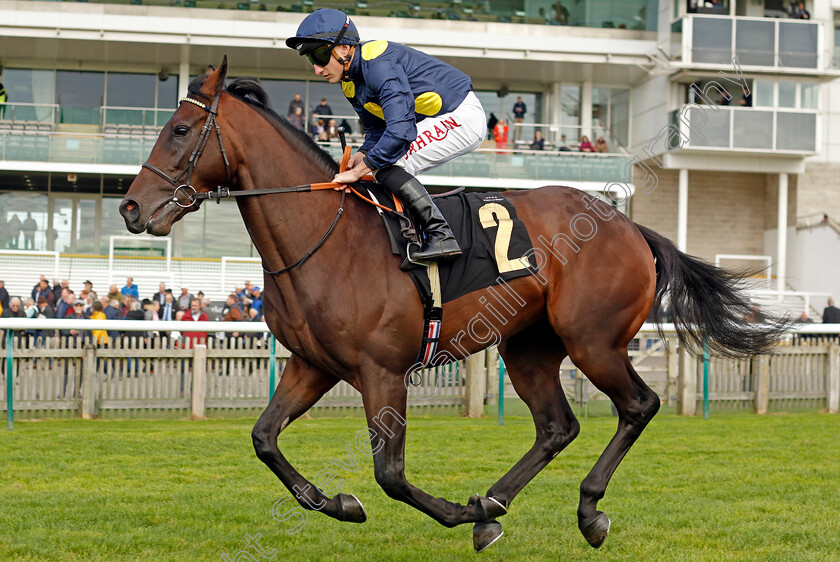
[
  {"left": 801, "top": 83, "right": 818, "bottom": 109},
  {"left": 55, "top": 70, "right": 105, "bottom": 125},
  {"left": 593, "top": 87, "right": 630, "bottom": 150},
  {"left": 157, "top": 74, "right": 178, "bottom": 109},
  {"left": 2, "top": 69, "right": 55, "bottom": 122},
  {"left": 105, "top": 73, "right": 156, "bottom": 108}
]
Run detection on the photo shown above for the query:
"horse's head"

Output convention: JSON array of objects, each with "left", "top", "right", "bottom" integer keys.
[{"left": 120, "top": 57, "right": 233, "bottom": 235}]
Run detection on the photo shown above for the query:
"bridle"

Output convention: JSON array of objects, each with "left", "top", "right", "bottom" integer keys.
[
  {"left": 142, "top": 91, "right": 232, "bottom": 209},
  {"left": 139, "top": 87, "right": 358, "bottom": 276}
]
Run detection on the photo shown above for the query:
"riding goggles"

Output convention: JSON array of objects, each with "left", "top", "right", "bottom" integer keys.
[{"left": 301, "top": 14, "right": 351, "bottom": 67}]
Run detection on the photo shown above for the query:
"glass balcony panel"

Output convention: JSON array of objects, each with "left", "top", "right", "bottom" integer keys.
[
  {"left": 754, "top": 80, "right": 774, "bottom": 107},
  {"left": 692, "top": 17, "right": 733, "bottom": 64},
  {"left": 776, "top": 112, "right": 816, "bottom": 152},
  {"left": 778, "top": 82, "right": 796, "bottom": 108},
  {"left": 735, "top": 20, "right": 775, "bottom": 66},
  {"left": 779, "top": 22, "right": 818, "bottom": 69},
  {"left": 688, "top": 106, "right": 729, "bottom": 147},
  {"left": 801, "top": 84, "right": 818, "bottom": 109},
  {"left": 733, "top": 110, "right": 773, "bottom": 149}
]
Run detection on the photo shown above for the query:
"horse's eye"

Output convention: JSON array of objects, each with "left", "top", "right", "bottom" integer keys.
[{"left": 173, "top": 125, "right": 190, "bottom": 137}]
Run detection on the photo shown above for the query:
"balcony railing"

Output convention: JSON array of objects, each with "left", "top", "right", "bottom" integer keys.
[
  {"left": 669, "top": 105, "right": 818, "bottom": 154},
  {"left": 678, "top": 14, "right": 821, "bottom": 70},
  {"left": 0, "top": 130, "right": 630, "bottom": 183}
]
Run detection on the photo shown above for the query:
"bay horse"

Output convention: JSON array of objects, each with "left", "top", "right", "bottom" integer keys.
[{"left": 119, "top": 60, "right": 786, "bottom": 551}]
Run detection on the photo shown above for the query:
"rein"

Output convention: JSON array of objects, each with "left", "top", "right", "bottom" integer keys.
[{"left": 143, "top": 90, "right": 393, "bottom": 275}]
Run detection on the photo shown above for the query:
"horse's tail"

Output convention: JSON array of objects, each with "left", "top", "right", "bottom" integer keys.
[{"left": 635, "top": 223, "right": 792, "bottom": 357}]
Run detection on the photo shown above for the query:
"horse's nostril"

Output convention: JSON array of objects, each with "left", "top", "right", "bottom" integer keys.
[{"left": 120, "top": 198, "right": 141, "bottom": 223}]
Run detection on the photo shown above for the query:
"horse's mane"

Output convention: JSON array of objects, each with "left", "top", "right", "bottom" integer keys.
[{"left": 188, "top": 75, "right": 339, "bottom": 175}]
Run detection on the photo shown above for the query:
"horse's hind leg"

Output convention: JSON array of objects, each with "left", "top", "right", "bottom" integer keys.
[
  {"left": 566, "top": 345, "right": 660, "bottom": 548},
  {"left": 251, "top": 355, "right": 366, "bottom": 523},
  {"left": 358, "top": 369, "right": 507, "bottom": 530},
  {"left": 473, "top": 320, "right": 580, "bottom": 551}
]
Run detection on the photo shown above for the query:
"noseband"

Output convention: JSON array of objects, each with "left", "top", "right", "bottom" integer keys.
[{"left": 141, "top": 91, "right": 232, "bottom": 208}]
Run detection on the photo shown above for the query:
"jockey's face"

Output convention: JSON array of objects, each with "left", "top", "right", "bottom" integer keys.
[{"left": 313, "top": 45, "right": 352, "bottom": 84}]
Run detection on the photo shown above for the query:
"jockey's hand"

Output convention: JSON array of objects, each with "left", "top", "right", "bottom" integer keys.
[{"left": 333, "top": 157, "right": 371, "bottom": 185}]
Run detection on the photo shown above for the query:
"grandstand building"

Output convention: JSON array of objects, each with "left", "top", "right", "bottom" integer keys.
[{"left": 1, "top": 0, "right": 839, "bottom": 313}]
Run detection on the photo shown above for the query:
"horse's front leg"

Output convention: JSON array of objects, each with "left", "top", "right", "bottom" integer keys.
[
  {"left": 252, "top": 355, "right": 366, "bottom": 523},
  {"left": 360, "top": 373, "right": 506, "bottom": 528}
]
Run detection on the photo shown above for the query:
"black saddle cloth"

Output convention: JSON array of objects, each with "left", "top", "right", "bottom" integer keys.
[{"left": 362, "top": 182, "right": 537, "bottom": 304}]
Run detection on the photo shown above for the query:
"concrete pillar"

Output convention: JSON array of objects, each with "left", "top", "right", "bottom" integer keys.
[
  {"left": 678, "top": 169, "right": 689, "bottom": 252},
  {"left": 178, "top": 44, "right": 191, "bottom": 100},
  {"left": 777, "top": 173, "right": 788, "bottom": 294},
  {"left": 581, "top": 80, "right": 593, "bottom": 141}
]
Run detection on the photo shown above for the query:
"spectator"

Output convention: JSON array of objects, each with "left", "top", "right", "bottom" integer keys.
[
  {"left": 24, "top": 297, "right": 38, "bottom": 319},
  {"left": 1, "top": 297, "right": 25, "bottom": 319},
  {"left": 739, "top": 87, "right": 752, "bottom": 107},
  {"left": 62, "top": 302, "right": 86, "bottom": 340},
  {"left": 0, "top": 280, "right": 8, "bottom": 310},
  {"left": 248, "top": 307, "right": 263, "bottom": 322},
  {"left": 161, "top": 292, "right": 177, "bottom": 322},
  {"left": 287, "top": 93, "right": 304, "bottom": 117},
  {"left": 593, "top": 136, "right": 609, "bottom": 153},
  {"left": 558, "top": 134, "right": 571, "bottom": 151},
  {"left": 512, "top": 96, "right": 526, "bottom": 141},
  {"left": 823, "top": 298, "right": 840, "bottom": 323},
  {"left": 788, "top": 1, "right": 809, "bottom": 19},
  {"left": 552, "top": 1, "right": 569, "bottom": 24},
  {"left": 89, "top": 301, "right": 109, "bottom": 345},
  {"left": 529, "top": 131, "right": 545, "bottom": 151},
  {"left": 125, "top": 301, "right": 146, "bottom": 321},
  {"left": 36, "top": 297, "right": 55, "bottom": 319},
  {"left": 339, "top": 118, "right": 353, "bottom": 135},
  {"left": 222, "top": 294, "right": 244, "bottom": 322},
  {"left": 493, "top": 119, "right": 509, "bottom": 153},
  {"left": 107, "top": 284, "right": 124, "bottom": 304},
  {"left": 797, "top": 311, "right": 814, "bottom": 324},
  {"left": 21, "top": 212, "right": 37, "bottom": 250},
  {"left": 182, "top": 298, "right": 209, "bottom": 347},
  {"left": 249, "top": 287, "right": 264, "bottom": 315},
  {"left": 147, "top": 301, "right": 161, "bottom": 339},
  {"left": 80, "top": 280, "right": 94, "bottom": 302},
  {"left": 152, "top": 283, "right": 167, "bottom": 307},
  {"left": 487, "top": 113, "right": 498, "bottom": 141},
  {"left": 315, "top": 98, "right": 333, "bottom": 117},
  {"left": 327, "top": 119, "right": 339, "bottom": 140},
  {"left": 177, "top": 287, "right": 193, "bottom": 310},
  {"left": 32, "top": 278, "right": 54, "bottom": 307},
  {"left": 0, "top": 81, "right": 6, "bottom": 120},
  {"left": 579, "top": 135, "right": 594, "bottom": 152},
  {"left": 54, "top": 278, "right": 69, "bottom": 297},
  {"left": 104, "top": 298, "right": 121, "bottom": 340},
  {"left": 55, "top": 288, "right": 74, "bottom": 319},
  {"left": 201, "top": 298, "right": 215, "bottom": 321},
  {"left": 288, "top": 106, "right": 305, "bottom": 130},
  {"left": 8, "top": 214, "right": 21, "bottom": 248},
  {"left": 121, "top": 277, "right": 139, "bottom": 299},
  {"left": 120, "top": 295, "right": 135, "bottom": 319},
  {"left": 313, "top": 118, "right": 328, "bottom": 141}
]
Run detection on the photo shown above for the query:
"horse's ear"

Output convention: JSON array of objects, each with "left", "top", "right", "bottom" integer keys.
[{"left": 203, "top": 56, "right": 228, "bottom": 96}]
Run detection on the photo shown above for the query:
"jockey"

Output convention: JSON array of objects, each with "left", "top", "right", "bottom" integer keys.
[{"left": 286, "top": 9, "right": 487, "bottom": 262}]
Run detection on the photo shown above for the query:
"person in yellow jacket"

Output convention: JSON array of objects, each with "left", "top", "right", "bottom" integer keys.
[{"left": 89, "top": 300, "right": 109, "bottom": 345}]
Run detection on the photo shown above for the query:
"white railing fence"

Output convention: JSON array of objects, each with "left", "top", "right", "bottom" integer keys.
[{"left": 1, "top": 321, "right": 839, "bottom": 424}]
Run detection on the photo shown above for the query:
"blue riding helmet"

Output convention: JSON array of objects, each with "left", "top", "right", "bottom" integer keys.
[{"left": 285, "top": 9, "right": 360, "bottom": 53}]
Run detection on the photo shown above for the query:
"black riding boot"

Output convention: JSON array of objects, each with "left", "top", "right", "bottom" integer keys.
[{"left": 376, "top": 165, "right": 462, "bottom": 262}]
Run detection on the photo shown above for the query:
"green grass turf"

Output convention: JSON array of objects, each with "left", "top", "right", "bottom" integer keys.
[{"left": 1, "top": 412, "right": 839, "bottom": 561}]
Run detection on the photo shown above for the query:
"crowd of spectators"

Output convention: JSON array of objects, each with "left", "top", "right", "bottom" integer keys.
[{"left": 0, "top": 275, "right": 268, "bottom": 347}]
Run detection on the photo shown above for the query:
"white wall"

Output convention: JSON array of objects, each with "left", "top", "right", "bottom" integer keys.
[{"left": 765, "top": 224, "right": 840, "bottom": 310}]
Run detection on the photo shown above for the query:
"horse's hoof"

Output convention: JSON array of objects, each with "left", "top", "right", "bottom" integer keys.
[
  {"left": 336, "top": 493, "right": 367, "bottom": 523},
  {"left": 473, "top": 520, "right": 504, "bottom": 553},
  {"left": 580, "top": 511, "right": 611, "bottom": 548},
  {"left": 470, "top": 495, "right": 507, "bottom": 521}
]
